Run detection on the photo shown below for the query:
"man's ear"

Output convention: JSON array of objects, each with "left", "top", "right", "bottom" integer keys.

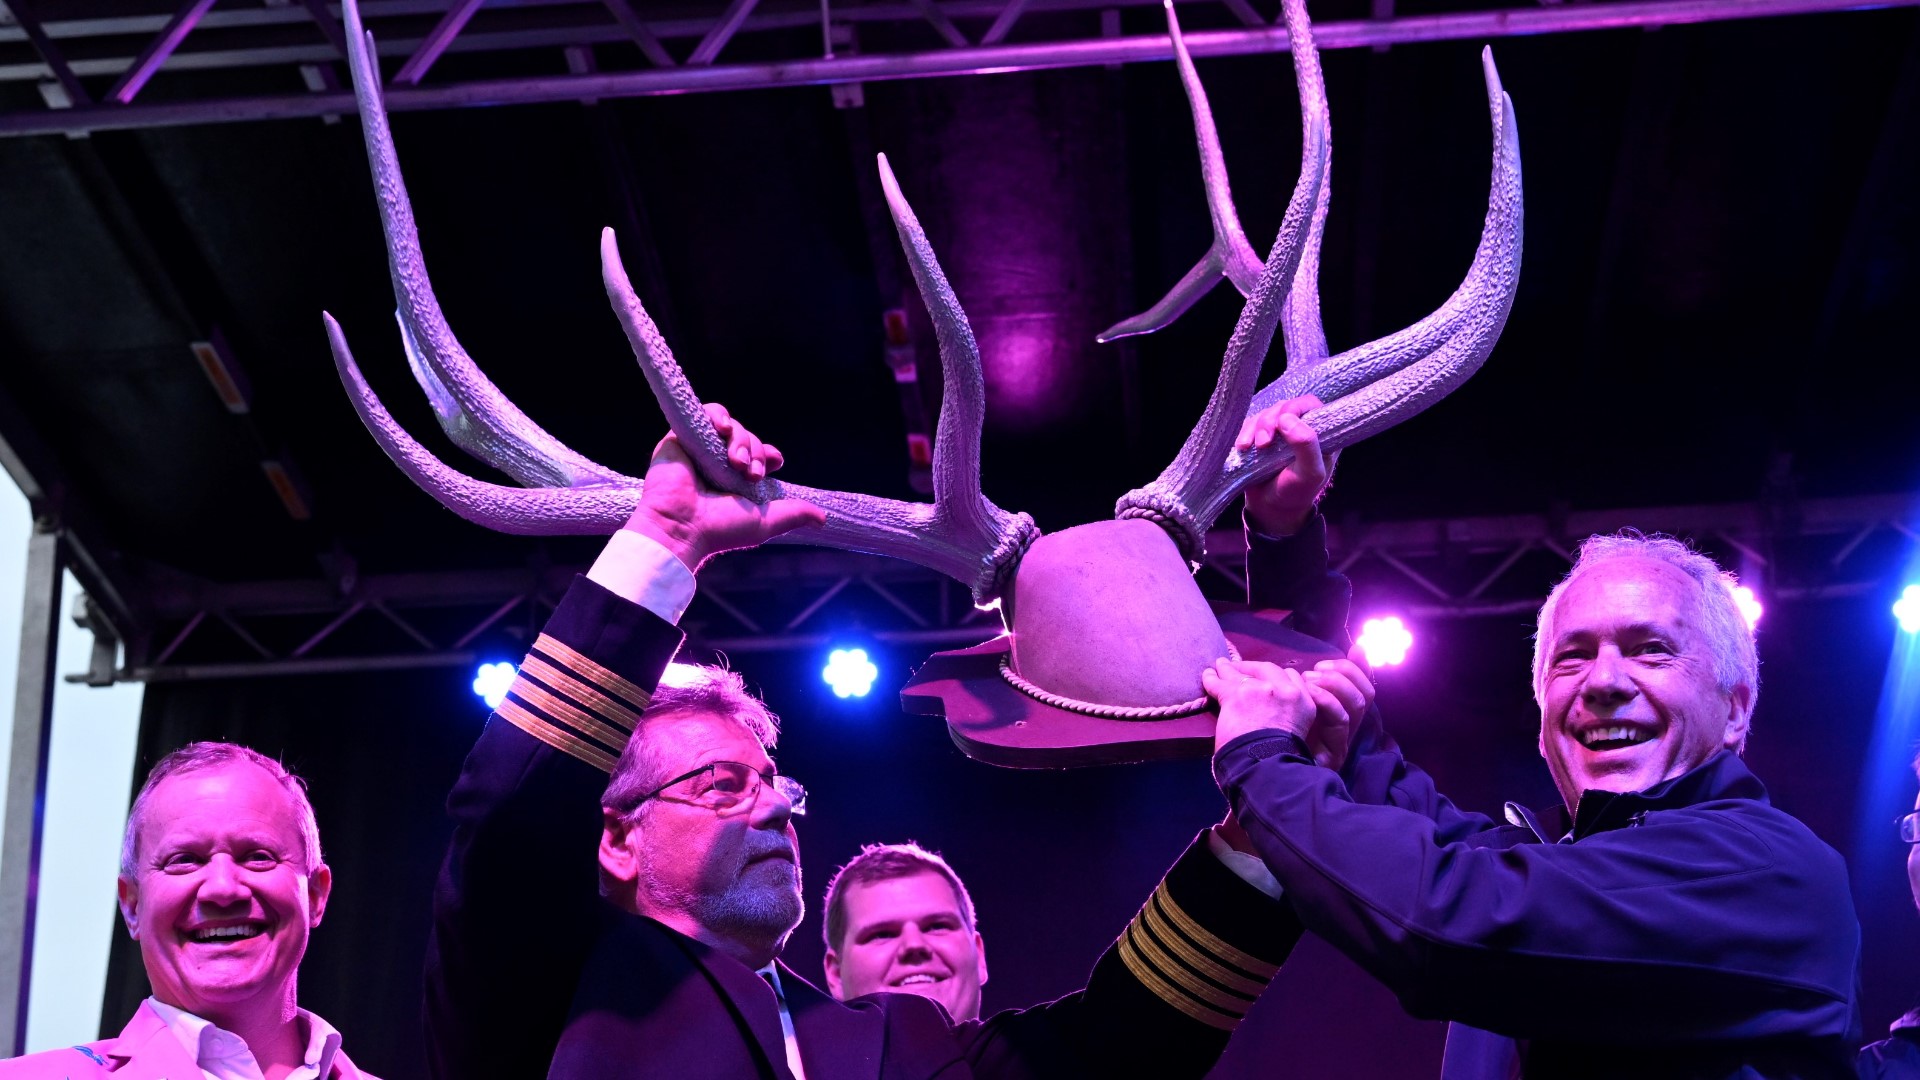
[
  {"left": 1722, "top": 684, "right": 1755, "bottom": 754},
  {"left": 823, "top": 949, "right": 843, "bottom": 999},
  {"left": 117, "top": 877, "right": 140, "bottom": 940},
  {"left": 599, "top": 810, "right": 641, "bottom": 887},
  {"left": 308, "top": 862, "right": 333, "bottom": 927},
  {"left": 974, "top": 932, "right": 988, "bottom": 988}
]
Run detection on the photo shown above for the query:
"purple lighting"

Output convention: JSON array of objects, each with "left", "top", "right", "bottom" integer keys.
[{"left": 1357, "top": 616, "right": 1414, "bottom": 668}]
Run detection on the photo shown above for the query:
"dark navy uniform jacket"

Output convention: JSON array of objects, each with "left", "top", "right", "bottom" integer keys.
[
  {"left": 423, "top": 575, "right": 1300, "bottom": 1080},
  {"left": 1229, "top": 520, "right": 1862, "bottom": 1079}
]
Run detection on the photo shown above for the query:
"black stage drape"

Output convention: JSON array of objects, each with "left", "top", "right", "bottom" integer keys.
[{"left": 102, "top": 587, "right": 1919, "bottom": 1077}]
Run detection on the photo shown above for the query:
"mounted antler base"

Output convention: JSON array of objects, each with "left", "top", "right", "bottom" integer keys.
[{"left": 900, "top": 604, "right": 1341, "bottom": 769}]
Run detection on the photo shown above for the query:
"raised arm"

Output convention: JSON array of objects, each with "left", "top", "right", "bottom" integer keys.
[{"left": 422, "top": 409, "right": 821, "bottom": 1079}]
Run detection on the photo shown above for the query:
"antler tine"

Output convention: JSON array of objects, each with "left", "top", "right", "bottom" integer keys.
[
  {"left": 1249, "top": 46, "right": 1522, "bottom": 414},
  {"left": 1116, "top": 117, "right": 1329, "bottom": 560},
  {"left": 1193, "top": 48, "right": 1522, "bottom": 527},
  {"left": 326, "top": 313, "right": 640, "bottom": 533},
  {"left": 600, "top": 228, "right": 789, "bottom": 507},
  {"left": 341, "top": 0, "right": 629, "bottom": 491},
  {"left": 1096, "top": 0, "right": 1264, "bottom": 343},
  {"left": 600, "top": 188, "right": 1038, "bottom": 605},
  {"left": 1276, "top": 0, "right": 1331, "bottom": 367}
]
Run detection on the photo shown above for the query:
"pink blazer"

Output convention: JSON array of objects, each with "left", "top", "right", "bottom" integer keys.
[{"left": 0, "top": 1000, "right": 380, "bottom": 1079}]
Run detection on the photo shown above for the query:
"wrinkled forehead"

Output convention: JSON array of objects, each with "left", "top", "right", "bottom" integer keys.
[
  {"left": 650, "top": 709, "right": 774, "bottom": 771},
  {"left": 1548, "top": 557, "right": 1703, "bottom": 642}
]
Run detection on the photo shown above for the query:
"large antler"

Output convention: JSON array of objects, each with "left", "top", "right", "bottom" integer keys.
[
  {"left": 324, "top": 0, "right": 1035, "bottom": 603},
  {"left": 599, "top": 159, "right": 1038, "bottom": 603},
  {"left": 1113, "top": 0, "right": 1523, "bottom": 554}
]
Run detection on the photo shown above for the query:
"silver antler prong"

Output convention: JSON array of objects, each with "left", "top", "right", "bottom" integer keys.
[
  {"left": 326, "top": 313, "right": 640, "bottom": 533},
  {"left": 595, "top": 159, "right": 1038, "bottom": 604},
  {"left": 342, "top": 0, "right": 629, "bottom": 491},
  {"left": 1097, "top": 0, "right": 1265, "bottom": 344},
  {"left": 1116, "top": 117, "right": 1328, "bottom": 558}
]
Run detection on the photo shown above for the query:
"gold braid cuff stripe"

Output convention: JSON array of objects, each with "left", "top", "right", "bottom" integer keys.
[
  {"left": 532, "top": 634, "right": 653, "bottom": 713},
  {"left": 498, "top": 698, "right": 619, "bottom": 773}
]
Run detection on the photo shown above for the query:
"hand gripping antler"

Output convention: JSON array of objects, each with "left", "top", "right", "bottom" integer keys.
[
  {"left": 1115, "top": 113, "right": 1327, "bottom": 559},
  {"left": 1112, "top": 0, "right": 1523, "bottom": 556},
  {"left": 324, "top": 0, "right": 1035, "bottom": 603},
  {"left": 599, "top": 158, "right": 1038, "bottom": 603}
]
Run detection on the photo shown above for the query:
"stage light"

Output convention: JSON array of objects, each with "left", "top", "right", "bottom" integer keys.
[
  {"left": 823, "top": 648, "right": 879, "bottom": 699},
  {"left": 1896, "top": 585, "right": 1920, "bottom": 635},
  {"left": 1357, "top": 616, "right": 1413, "bottom": 668},
  {"left": 1731, "top": 585, "right": 1763, "bottom": 630},
  {"left": 472, "top": 661, "right": 516, "bottom": 709}
]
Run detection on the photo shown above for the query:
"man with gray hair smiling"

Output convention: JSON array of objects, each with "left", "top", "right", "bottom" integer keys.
[
  {"left": 1208, "top": 488, "right": 1863, "bottom": 1078},
  {"left": 0, "top": 742, "right": 378, "bottom": 1079}
]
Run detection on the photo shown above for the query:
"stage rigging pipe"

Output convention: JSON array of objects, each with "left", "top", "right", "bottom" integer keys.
[
  {"left": 0, "top": 527, "right": 60, "bottom": 1054},
  {"left": 0, "top": 0, "right": 1911, "bottom": 135}
]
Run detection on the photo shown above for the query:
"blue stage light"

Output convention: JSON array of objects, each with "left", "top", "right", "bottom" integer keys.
[
  {"left": 1896, "top": 585, "right": 1920, "bottom": 635},
  {"left": 823, "top": 648, "right": 879, "bottom": 699},
  {"left": 472, "top": 661, "right": 517, "bottom": 708}
]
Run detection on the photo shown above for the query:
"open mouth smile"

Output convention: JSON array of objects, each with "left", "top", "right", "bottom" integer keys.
[
  {"left": 1574, "top": 725, "right": 1657, "bottom": 752},
  {"left": 184, "top": 922, "right": 267, "bottom": 944},
  {"left": 891, "top": 973, "right": 948, "bottom": 987}
]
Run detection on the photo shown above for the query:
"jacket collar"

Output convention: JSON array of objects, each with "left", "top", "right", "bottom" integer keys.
[{"left": 1512, "top": 750, "right": 1768, "bottom": 843}]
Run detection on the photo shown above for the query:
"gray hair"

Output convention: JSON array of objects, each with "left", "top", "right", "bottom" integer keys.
[
  {"left": 601, "top": 662, "right": 782, "bottom": 819},
  {"left": 1532, "top": 531, "right": 1759, "bottom": 723},
  {"left": 120, "top": 742, "right": 323, "bottom": 878},
  {"left": 823, "top": 841, "right": 977, "bottom": 954}
]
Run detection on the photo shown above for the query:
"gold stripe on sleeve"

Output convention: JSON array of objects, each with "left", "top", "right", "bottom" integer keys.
[
  {"left": 1137, "top": 893, "right": 1269, "bottom": 997},
  {"left": 519, "top": 653, "right": 640, "bottom": 733},
  {"left": 498, "top": 698, "right": 619, "bottom": 774},
  {"left": 1118, "top": 932, "right": 1240, "bottom": 1031},
  {"left": 1150, "top": 881, "right": 1280, "bottom": 979},
  {"left": 1128, "top": 895, "right": 1267, "bottom": 999},
  {"left": 532, "top": 634, "right": 653, "bottom": 712},
  {"left": 1123, "top": 919, "right": 1255, "bottom": 1019},
  {"left": 509, "top": 677, "right": 632, "bottom": 755}
]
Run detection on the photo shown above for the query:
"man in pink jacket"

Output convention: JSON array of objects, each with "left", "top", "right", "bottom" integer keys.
[{"left": 0, "top": 742, "right": 377, "bottom": 1078}]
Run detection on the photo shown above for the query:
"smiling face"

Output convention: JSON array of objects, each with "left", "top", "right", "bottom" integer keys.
[
  {"left": 601, "top": 711, "right": 802, "bottom": 963},
  {"left": 116, "top": 763, "right": 329, "bottom": 1024},
  {"left": 1537, "top": 557, "right": 1752, "bottom": 811},
  {"left": 825, "top": 871, "right": 988, "bottom": 1022}
]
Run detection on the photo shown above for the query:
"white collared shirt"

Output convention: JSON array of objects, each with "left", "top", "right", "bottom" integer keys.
[{"left": 146, "top": 998, "right": 342, "bottom": 1080}]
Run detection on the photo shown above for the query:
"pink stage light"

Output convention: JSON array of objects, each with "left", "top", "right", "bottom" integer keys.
[
  {"left": 1731, "top": 585, "right": 1763, "bottom": 630},
  {"left": 1357, "top": 616, "right": 1414, "bottom": 668}
]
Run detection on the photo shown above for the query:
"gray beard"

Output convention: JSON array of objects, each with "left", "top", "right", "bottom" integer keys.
[{"left": 694, "top": 857, "right": 804, "bottom": 949}]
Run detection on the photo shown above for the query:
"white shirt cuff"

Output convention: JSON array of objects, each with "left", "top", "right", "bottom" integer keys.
[
  {"left": 1206, "top": 827, "right": 1284, "bottom": 900},
  {"left": 587, "top": 529, "right": 697, "bottom": 625}
]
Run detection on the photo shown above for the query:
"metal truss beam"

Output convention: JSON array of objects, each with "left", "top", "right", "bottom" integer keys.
[
  {"left": 1, "top": 0, "right": 1912, "bottom": 136},
  {"left": 67, "top": 492, "right": 1920, "bottom": 682}
]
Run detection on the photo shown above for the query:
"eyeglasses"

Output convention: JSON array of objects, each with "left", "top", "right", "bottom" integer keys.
[
  {"left": 635, "top": 761, "right": 807, "bottom": 818},
  {"left": 1900, "top": 811, "right": 1920, "bottom": 844}
]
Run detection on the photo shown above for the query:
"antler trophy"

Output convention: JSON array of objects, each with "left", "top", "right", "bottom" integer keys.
[{"left": 325, "top": 0, "right": 1522, "bottom": 767}]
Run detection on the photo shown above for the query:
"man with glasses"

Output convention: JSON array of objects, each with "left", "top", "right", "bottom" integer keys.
[
  {"left": 423, "top": 406, "right": 1312, "bottom": 1080},
  {"left": 1858, "top": 762, "right": 1920, "bottom": 1077}
]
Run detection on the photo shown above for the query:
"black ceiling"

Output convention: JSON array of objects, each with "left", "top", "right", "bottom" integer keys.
[{"left": 3, "top": 0, "right": 1917, "bottom": 610}]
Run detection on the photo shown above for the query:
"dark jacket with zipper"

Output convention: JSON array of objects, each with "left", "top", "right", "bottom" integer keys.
[{"left": 1228, "top": 519, "right": 1861, "bottom": 1079}]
